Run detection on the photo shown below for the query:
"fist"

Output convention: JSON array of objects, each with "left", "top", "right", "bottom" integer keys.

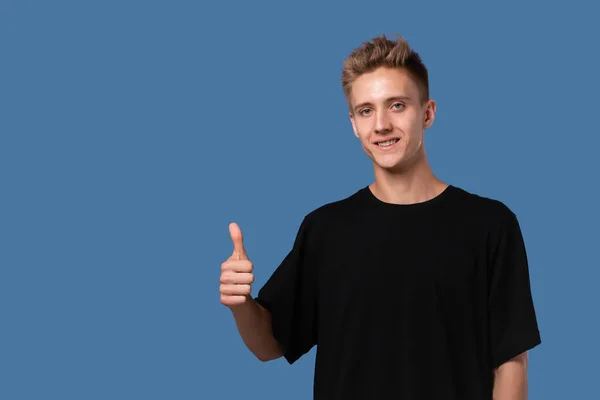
[{"left": 220, "top": 222, "right": 255, "bottom": 307}]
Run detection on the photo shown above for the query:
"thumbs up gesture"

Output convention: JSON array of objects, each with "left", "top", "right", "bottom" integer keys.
[{"left": 220, "top": 222, "right": 255, "bottom": 307}]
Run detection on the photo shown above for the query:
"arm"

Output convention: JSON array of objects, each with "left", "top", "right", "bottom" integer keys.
[
  {"left": 220, "top": 223, "right": 284, "bottom": 362},
  {"left": 488, "top": 210, "right": 541, "bottom": 399},
  {"left": 493, "top": 351, "right": 529, "bottom": 400},
  {"left": 222, "top": 218, "right": 318, "bottom": 365},
  {"left": 229, "top": 295, "right": 284, "bottom": 362}
]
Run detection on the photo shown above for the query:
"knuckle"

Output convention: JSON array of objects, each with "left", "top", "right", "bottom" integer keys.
[
  {"left": 220, "top": 272, "right": 231, "bottom": 284},
  {"left": 220, "top": 284, "right": 231, "bottom": 294},
  {"left": 220, "top": 294, "right": 231, "bottom": 305}
]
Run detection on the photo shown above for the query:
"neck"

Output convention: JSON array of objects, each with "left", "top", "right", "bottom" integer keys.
[{"left": 370, "top": 151, "right": 448, "bottom": 205}]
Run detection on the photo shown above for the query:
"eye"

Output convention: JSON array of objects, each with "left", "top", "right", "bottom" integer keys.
[
  {"left": 391, "top": 102, "right": 405, "bottom": 110},
  {"left": 359, "top": 109, "right": 372, "bottom": 116}
]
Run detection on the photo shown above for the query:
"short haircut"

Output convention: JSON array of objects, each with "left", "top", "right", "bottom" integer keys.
[{"left": 342, "top": 34, "right": 430, "bottom": 110}]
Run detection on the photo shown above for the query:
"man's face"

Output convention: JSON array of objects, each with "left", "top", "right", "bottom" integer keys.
[{"left": 349, "top": 67, "right": 436, "bottom": 173}]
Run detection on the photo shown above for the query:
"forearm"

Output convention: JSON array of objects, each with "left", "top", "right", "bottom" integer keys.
[
  {"left": 230, "top": 295, "right": 284, "bottom": 362},
  {"left": 493, "top": 352, "right": 529, "bottom": 400}
]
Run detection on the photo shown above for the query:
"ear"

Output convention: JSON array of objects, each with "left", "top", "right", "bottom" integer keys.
[
  {"left": 349, "top": 112, "right": 359, "bottom": 138},
  {"left": 423, "top": 99, "right": 436, "bottom": 129}
]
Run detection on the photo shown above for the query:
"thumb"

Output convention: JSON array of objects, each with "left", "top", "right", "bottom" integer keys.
[{"left": 229, "top": 222, "right": 248, "bottom": 260}]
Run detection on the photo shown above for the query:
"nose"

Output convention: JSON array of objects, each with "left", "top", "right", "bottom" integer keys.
[{"left": 374, "top": 111, "right": 393, "bottom": 134}]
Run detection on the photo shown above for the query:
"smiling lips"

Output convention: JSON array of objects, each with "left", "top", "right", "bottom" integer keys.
[{"left": 374, "top": 138, "right": 400, "bottom": 149}]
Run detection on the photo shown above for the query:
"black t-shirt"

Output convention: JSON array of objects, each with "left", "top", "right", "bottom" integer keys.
[{"left": 255, "top": 185, "right": 541, "bottom": 400}]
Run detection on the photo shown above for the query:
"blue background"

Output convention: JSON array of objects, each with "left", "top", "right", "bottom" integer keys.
[{"left": 1, "top": 1, "right": 598, "bottom": 398}]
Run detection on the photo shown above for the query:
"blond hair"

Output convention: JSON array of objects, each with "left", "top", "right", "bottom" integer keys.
[{"left": 341, "top": 34, "right": 429, "bottom": 109}]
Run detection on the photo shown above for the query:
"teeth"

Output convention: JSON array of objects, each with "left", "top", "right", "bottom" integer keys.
[{"left": 377, "top": 139, "right": 398, "bottom": 147}]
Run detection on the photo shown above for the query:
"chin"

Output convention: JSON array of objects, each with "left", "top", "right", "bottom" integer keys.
[
  {"left": 373, "top": 158, "right": 405, "bottom": 172},
  {"left": 374, "top": 154, "right": 404, "bottom": 168},
  {"left": 373, "top": 146, "right": 424, "bottom": 172}
]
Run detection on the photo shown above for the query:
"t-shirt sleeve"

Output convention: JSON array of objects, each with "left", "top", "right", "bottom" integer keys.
[
  {"left": 488, "top": 210, "right": 541, "bottom": 369},
  {"left": 255, "top": 217, "right": 318, "bottom": 364}
]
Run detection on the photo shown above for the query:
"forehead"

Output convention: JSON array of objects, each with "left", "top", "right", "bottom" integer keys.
[{"left": 349, "top": 67, "right": 420, "bottom": 105}]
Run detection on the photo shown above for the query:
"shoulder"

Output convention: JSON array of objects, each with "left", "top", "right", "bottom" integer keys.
[
  {"left": 290, "top": 186, "right": 368, "bottom": 245},
  {"left": 301, "top": 186, "right": 367, "bottom": 226},
  {"left": 449, "top": 185, "right": 518, "bottom": 226},
  {"left": 448, "top": 186, "right": 527, "bottom": 255}
]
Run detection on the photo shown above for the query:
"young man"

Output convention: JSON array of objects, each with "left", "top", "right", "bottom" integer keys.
[{"left": 219, "top": 34, "right": 541, "bottom": 399}]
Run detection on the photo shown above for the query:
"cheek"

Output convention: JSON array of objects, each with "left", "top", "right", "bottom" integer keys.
[
  {"left": 354, "top": 123, "right": 371, "bottom": 141},
  {"left": 357, "top": 133, "right": 373, "bottom": 153},
  {"left": 393, "top": 112, "right": 415, "bottom": 127},
  {"left": 354, "top": 119, "right": 368, "bottom": 134},
  {"left": 396, "top": 115, "right": 422, "bottom": 137}
]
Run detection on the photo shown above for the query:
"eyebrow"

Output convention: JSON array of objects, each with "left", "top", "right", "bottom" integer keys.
[{"left": 353, "top": 96, "right": 412, "bottom": 113}]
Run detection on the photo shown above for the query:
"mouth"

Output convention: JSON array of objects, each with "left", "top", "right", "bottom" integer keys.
[{"left": 374, "top": 138, "right": 400, "bottom": 149}]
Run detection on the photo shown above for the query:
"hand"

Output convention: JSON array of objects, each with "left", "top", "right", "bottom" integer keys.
[{"left": 220, "top": 222, "right": 254, "bottom": 307}]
